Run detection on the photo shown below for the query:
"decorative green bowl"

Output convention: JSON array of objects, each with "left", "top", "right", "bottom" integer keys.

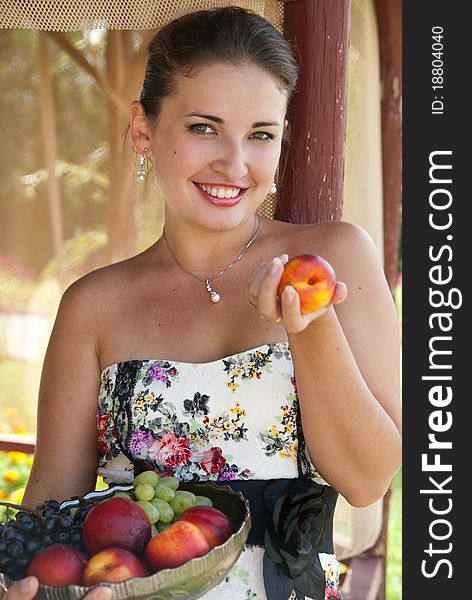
[{"left": 2, "top": 481, "right": 251, "bottom": 600}]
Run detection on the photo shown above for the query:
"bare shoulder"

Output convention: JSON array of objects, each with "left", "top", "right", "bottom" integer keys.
[
  {"left": 272, "top": 219, "right": 380, "bottom": 279},
  {"left": 58, "top": 255, "right": 140, "bottom": 326},
  {"left": 288, "top": 220, "right": 393, "bottom": 317},
  {"left": 305, "top": 220, "right": 381, "bottom": 279}
]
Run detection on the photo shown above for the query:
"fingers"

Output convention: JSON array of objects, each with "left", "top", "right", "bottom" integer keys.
[
  {"left": 4, "top": 577, "right": 38, "bottom": 599},
  {"left": 279, "top": 285, "right": 310, "bottom": 333},
  {"left": 2, "top": 579, "right": 111, "bottom": 600},
  {"left": 246, "top": 254, "right": 289, "bottom": 323},
  {"left": 256, "top": 257, "right": 284, "bottom": 320},
  {"left": 332, "top": 281, "right": 348, "bottom": 305},
  {"left": 86, "top": 586, "right": 112, "bottom": 600}
]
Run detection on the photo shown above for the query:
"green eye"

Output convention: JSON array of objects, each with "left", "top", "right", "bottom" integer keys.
[
  {"left": 189, "top": 124, "right": 214, "bottom": 135},
  {"left": 251, "top": 131, "right": 274, "bottom": 141}
]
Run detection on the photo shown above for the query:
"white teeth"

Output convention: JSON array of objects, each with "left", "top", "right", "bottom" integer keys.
[{"left": 197, "top": 183, "right": 241, "bottom": 198}]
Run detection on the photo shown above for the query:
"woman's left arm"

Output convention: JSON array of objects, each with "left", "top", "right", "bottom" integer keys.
[
  {"left": 249, "top": 221, "right": 402, "bottom": 507},
  {"left": 287, "top": 223, "right": 401, "bottom": 506}
]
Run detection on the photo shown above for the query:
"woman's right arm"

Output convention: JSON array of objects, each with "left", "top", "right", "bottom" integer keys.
[{"left": 22, "top": 275, "right": 105, "bottom": 508}]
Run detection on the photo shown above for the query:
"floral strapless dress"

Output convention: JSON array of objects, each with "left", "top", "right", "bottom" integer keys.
[{"left": 97, "top": 342, "right": 341, "bottom": 600}]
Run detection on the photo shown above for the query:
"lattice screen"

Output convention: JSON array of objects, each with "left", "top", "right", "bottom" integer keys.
[{"left": 0, "top": 1, "right": 283, "bottom": 31}]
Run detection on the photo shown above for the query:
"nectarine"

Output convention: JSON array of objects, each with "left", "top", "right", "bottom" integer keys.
[
  {"left": 277, "top": 253, "right": 337, "bottom": 314},
  {"left": 144, "top": 521, "right": 210, "bottom": 573},
  {"left": 26, "top": 543, "right": 86, "bottom": 587},
  {"left": 83, "top": 547, "right": 147, "bottom": 585},
  {"left": 179, "top": 506, "right": 233, "bottom": 542},
  {"left": 82, "top": 497, "right": 151, "bottom": 555}
]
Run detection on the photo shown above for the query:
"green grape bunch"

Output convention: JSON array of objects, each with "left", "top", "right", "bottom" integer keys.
[{"left": 125, "top": 471, "right": 213, "bottom": 528}]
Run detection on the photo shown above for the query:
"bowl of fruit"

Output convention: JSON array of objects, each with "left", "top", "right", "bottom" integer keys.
[{"left": 0, "top": 471, "right": 251, "bottom": 599}]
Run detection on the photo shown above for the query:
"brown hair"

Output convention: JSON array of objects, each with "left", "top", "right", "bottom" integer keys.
[{"left": 139, "top": 6, "right": 298, "bottom": 123}]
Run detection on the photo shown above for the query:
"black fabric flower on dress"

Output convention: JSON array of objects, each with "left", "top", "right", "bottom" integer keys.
[{"left": 263, "top": 479, "right": 330, "bottom": 600}]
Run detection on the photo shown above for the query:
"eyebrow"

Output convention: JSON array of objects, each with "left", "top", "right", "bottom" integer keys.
[{"left": 184, "top": 112, "right": 280, "bottom": 128}]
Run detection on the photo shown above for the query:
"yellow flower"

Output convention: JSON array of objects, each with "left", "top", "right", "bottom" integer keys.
[
  {"left": 7, "top": 452, "right": 26, "bottom": 464},
  {"left": 26, "top": 456, "right": 34, "bottom": 468},
  {"left": 4, "top": 408, "right": 19, "bottom": 418},
  {"left": 3, "top": 469, "right": 20, "bottom": 484},
  {"left": 0, "top": 489, "right": 7, "bottom": 499}
]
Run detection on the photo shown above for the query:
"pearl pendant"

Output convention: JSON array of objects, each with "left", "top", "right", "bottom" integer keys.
[{"left": 206, "top": 279, "right": 221, "bottom": 303}]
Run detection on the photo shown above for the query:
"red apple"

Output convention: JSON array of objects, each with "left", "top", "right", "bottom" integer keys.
[
  {"left": 144, "top": 521, "right": 210, "bottom": 573},
  {"left": 82, "top": 497, "right": 151, "bottom": 555},
  {"left": 83, "top": 547, "right": 147, "bottom": 585},
  {"left": 26, "top": 544, "right": 86, "bottom": 587},
  {"left": 277, "top": 253, "right": 337, "bottom": 314},
  {"left": 179, "top": 506, "right": 233, "bottom": 542}
]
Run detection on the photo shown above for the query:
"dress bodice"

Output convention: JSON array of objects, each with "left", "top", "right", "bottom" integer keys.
[{"left": 97, "top": 341, "right": 324, "bottom": 485}]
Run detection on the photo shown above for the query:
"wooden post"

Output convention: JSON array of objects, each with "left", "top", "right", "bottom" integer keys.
[
  {"left": 38, "top": 32, "right": 65, "bottom": 289},
  {"left": 276, "top": 0, "right": 351, "bottom": 224},
  {"left": 374, "top": 0, "right": 402, "bottom": 292},
  {"left": 105, "top": 30, "right": 137, "bottom": 263}
]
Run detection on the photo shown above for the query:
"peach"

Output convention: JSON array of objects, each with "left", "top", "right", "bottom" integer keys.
[
  {"left": 144, "top": 520, "right": 210, "bottom": 573},
  {"left": 26, "top": 543, "right": 86, "bottom": 587},
  {"left": 277, "top": 253, "right": 337, "bottom": 314},
  {"left": 179, "top": 506, "right": 233, "bottom": 544},
  {"left": 83, "top": 547, "right": 147, "bottom": 585},
  {"left": 82, "top": 497, "right": 151, "bottom": 555}
]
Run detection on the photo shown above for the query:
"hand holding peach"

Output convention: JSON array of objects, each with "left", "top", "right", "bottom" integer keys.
[
  {"left": 277, "top": 254, "right": 337, "bottom": 314},
  {"left": 246, "top": 253, "right": 347, "bottom": 333}
]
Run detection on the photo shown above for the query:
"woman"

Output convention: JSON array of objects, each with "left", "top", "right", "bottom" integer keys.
[{"left": 2, "top": 6, "right": 401, "bottom": 600}]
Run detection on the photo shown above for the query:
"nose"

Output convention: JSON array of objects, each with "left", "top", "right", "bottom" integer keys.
[{"left": 211, "top": 140, "right": 249, "bottom": 182}]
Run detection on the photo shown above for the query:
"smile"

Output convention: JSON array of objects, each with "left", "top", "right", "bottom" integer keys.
[{"left": 193, "top": 182, "right": 248, "bottom": 206}]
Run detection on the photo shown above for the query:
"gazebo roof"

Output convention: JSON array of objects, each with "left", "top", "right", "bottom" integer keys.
[{"left": 0, "top": 0, "right": 283, "bottom": 31}]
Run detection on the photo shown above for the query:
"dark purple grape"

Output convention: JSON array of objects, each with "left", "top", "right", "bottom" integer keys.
[
  {"left": 2, "top": 527, "right": 17, "bottom": 542},
  {"left": 17, "top": 556, "right": 30, "bottom": 569},
  {"left": 40, "top": 507, "right": 56, "bottom": 518},
  {"left": 70, "top": 531, "right": 82, "bottom": 546},
  {"left": 25, "top": 538, "right": 41, "bottom": 555},
  {"left": 58, "top": 514, "right": 74, "bottom": 529},
  {"left": 18, "top": 520, "right": 34, "bottom": 535},
  {"left": 12, "top": 531, "right": 25, "bottom": 545},
  {"left": 15, "top": 511, "right": 30, "bottom": 521},
  {"left": 45, "top": 500, "right": 61, "bottom": 511},
  {"left": 39, "top": 531, "right": 53, "bottom": 546},
  {"left": 30, "top": 521, "right": 41, "bottom": 536},
  {"left": 55, "top": 530, "right": 70, "bottom": 544},
  {"left": 43, "top": 516, "right": 56, "bottom": 531},
  {"left": 7, "top": 541, "right": 24, "bottom": 558}
]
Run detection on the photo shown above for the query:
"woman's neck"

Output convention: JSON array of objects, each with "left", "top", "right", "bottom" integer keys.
[{"left": 158, "top": 212, "right": 263, "bottom": 276}]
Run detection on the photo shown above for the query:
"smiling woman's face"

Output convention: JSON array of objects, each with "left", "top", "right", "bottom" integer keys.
[{"left": 147, "top": 62, "right": 288, "bottom": 231}]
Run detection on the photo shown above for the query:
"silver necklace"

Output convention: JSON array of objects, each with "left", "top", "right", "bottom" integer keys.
[{"left": 163, "top": 216, "right": 262, "bottom": 303}]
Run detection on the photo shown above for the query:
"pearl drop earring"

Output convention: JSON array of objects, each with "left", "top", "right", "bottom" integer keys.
[
  {"left": 136, "top": 148, "right": 150, "bottom": 183},
  {"left": 270, "top": 181, "right": 277, "bottom": 194}
]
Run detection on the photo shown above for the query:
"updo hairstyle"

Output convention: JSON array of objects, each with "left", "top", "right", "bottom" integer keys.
[{"left": 139, "top": 6, "right": 298, "bottom": 124}]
